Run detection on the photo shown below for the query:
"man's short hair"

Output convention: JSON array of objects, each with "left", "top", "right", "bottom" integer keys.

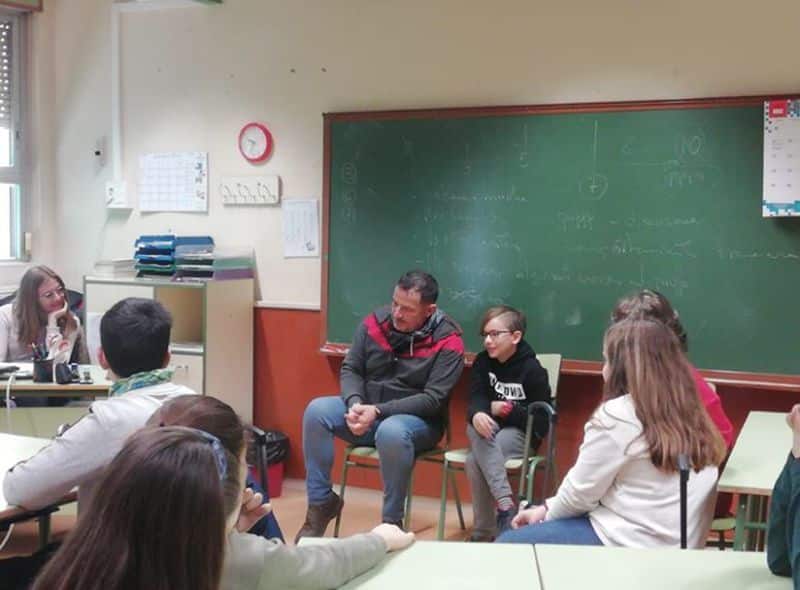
[
  {"left": 396, "top": 270, "right": 439, "bottom": 304},
  {"left": 100, "top": 298, "right": 172, "bottom": 378}
]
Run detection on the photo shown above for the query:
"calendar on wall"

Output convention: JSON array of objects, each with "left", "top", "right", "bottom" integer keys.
[
  {"left": 139, "top": 151, "right": 208, "bottom": 213},
  {"left": 763, "top": 100, "right": 800, "bottom": 217}
]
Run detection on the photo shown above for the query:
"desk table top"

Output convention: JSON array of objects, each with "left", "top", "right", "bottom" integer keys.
[
  {"left": 298, "top": 539, "right": 539, "bottom": 589},
  {"left": 718, "top": 411, "right": 789, "bottom": 495},
  {"left": 534, "top": 544, "right": 790, "bottom": 590},
  {"left": 1, "top": 364, "right": 111, "bottom": 393},
  {"left": 0, "top": 433, "right": 51, "bottom": 515}
]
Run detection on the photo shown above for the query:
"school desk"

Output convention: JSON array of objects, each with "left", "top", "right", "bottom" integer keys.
[
  {"left": 0, "top": 406, "right": 89, "bottom": 438},
  {"left": 534, "top": 544, "right": 790, "bottom": 590},
  {"left": 0, "top": 433, "right": 75, "bottom": 549},
  {"left": 297, "top": 538, "right": 539, "bottom": 589},
  {"left": 0, "top": 364, "right": 111, "bottom": 399},
  {"left": 718, "top": 411, "right": 789, "bottom": 550}
]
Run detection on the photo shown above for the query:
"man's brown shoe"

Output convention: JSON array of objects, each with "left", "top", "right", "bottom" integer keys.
[{"left": 294, "top": 492, "right": 344, "bottom": 544}]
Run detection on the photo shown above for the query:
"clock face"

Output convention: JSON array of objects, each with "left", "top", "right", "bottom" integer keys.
[{"left": 238, "top": 123, "right": 273, "bottom": 163}]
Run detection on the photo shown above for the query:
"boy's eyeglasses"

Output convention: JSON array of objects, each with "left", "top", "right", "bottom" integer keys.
[
  {"left": 38, "top": 287, "right": 65, "bottom": 301},
  {"left": 480, "top": 330, "right": 513, "bottom": 340}
]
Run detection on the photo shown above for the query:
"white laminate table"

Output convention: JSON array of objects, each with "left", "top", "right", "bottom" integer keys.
[
  {"left": 0, "top": 364, "right": 111, "bottom": 398},
  {"left": 298, "top": 538, "right": 539, "bottom": 589},
  {"left": 534, "top": 544, "right": 791, "bottom": 590},
  {"left": 0, "top": 432, "right": 74, "bottom": 548},
  {"left": 718, "top": 411, "right": 790, "bottom": 550}
]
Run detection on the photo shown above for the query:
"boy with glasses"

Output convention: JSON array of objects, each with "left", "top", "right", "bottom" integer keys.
[{"left": 465, "top": 305, "right": 551, "bottom": 541}]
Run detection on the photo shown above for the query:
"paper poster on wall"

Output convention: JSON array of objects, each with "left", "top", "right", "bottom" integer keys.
[
  {"left": 763, "top": 100, "right": 800, "bottom": 217},
  {"left": 282, "top": 199, "right": 319, "bottom": 258},
  {"left": 139, "top": 151, "right": 208, "bottom": 212}
]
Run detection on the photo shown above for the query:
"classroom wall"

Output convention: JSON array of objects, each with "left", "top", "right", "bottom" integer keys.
[
  {"left": 29, "top": 1, "right": 800, "bottom": 499},
  {"left": 31, "top": 0, "right": 800, "bottom": 302}
]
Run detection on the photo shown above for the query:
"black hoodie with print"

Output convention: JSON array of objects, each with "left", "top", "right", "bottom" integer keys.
[{"left": 467, "top": 339, "right": 551, "bottom": 438}]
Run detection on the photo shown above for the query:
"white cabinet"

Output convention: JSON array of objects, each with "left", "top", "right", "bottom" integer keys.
[
  {"left": 170, "top": 352, "right": 204, "bottom": 395},
  {"left": 83, "top": 276, "right": 254, "bottom": 421}
]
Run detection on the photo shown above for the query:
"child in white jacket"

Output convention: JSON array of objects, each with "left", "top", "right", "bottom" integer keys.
[{"left": 497, "top": 318, "right": 726, "bottom": 548}]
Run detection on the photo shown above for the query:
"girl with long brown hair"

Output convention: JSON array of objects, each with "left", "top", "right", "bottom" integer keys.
[
  {"left": 0, "top": 265, "right": 88, "bottom": 363},
  {"left": 31, "top": 426, "right": 237, "bottom": 590},
  {"left": 497, "top": 319, "right": 726, "bottom": 548},
  {"left": 149, "top": 395, "right": 415, "bottom": 590}
]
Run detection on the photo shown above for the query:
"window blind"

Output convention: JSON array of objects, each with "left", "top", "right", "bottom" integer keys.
[{"left": 0, "top": 18, "right": 11, "bottom": 129}]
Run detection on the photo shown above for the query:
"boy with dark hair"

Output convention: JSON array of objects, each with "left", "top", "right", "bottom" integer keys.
[
  {"left": 99, "top": 297, "right": 172, "bottom": 379},
  {"left": 3, "top": 298, "right": 195, "bottom": 511}
]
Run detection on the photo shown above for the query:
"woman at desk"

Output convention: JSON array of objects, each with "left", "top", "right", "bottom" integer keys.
[{"left": 0, "top": 265, "right": 89, "bottom": 364}]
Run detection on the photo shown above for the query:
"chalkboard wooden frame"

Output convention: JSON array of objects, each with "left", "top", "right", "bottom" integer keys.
[{"left": 320, "top": 94, "right": 800, "bottom": 392}]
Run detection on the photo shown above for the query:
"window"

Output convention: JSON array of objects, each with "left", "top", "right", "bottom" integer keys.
[{"left": 0, "top": 10, "right": 24, "bottom": 260}]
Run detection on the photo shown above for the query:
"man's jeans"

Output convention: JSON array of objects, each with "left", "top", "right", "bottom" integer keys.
[{"left": 303, "top": 395, "right": 442, "bottom": 523}]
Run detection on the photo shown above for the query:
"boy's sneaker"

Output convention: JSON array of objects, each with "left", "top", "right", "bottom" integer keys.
[
  {"left": 496, "top": 505, "right": 518, "bottom": 535},
  {"left": 294, "top": 491, "right": 344, "bottom": 543}
]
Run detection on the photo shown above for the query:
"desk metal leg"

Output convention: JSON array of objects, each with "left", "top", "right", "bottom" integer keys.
[
  {"left": 37, "top": 513, "right": 51, "bottom": 549},
  {"left": 733, "top": 493, "right": 770, "bottom": 551},
  {"left": 754, "top": 495, "right": 769, "bottom": 551},
  {"left": 733, "top": 494, "right": 748, "bottom": 550}
]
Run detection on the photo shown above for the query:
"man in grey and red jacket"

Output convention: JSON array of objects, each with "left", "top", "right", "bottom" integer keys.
[{"left": 295, "top": 270, "right": 464, "bottom": 542}]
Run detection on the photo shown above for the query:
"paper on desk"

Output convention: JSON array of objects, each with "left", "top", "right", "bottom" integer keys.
[
  {"left": 0, "top": 362, "right": 32, "bottom": 373},
  {"left": 282, "top": 199, "right": 319, "bottom": 258}
]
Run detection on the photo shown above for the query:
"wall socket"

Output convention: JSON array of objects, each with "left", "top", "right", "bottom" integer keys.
[
  {"left": 220, "top": 175, "right": 280, "bottom": 206},
  {"left": 105, "top": 180, "right": 129, "bottom": 208}
]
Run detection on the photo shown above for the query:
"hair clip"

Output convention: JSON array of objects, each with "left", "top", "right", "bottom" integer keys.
[{"left": 192, "top": 429, "right": 228, "bottom": 480}]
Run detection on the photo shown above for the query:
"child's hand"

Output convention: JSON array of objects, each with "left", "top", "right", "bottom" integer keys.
[
  {"left": 371, "top": 523, "right": 415, "bottom": 551},
  {"left": 511, "top": 505, "right": 548, "bottom": 529},
  {"left": 472, "top": 412, "right": 498, "bottom": 439},
  {"left": 490, "top": 401, "right": 513, "bottom": 418},
  {"left": 787, "top": 405, "right": 800, "bottom": 432},
  {"left": 236, "top": 487, "right": 272, "bottom": 532}
]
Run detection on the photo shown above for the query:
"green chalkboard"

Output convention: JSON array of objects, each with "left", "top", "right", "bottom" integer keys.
[{"left": 324, "top": 99, "right": 800, "bottom": 376}]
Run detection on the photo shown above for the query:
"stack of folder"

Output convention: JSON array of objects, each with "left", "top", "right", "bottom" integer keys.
[
  {"left": 174, "top": 236, "right": 215, "bottom": 280},
  {"left": 93, "top": 258, "right": 137, "bottom": 278},
  {"left": 175, "top": 248, "right": 254, "bottom": 281},
  {"left": 134, "top": 234, "right": 176, "bottom": 277},
  {"left": 134, "top": 235, "right": 253, "bottom": 281}
]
